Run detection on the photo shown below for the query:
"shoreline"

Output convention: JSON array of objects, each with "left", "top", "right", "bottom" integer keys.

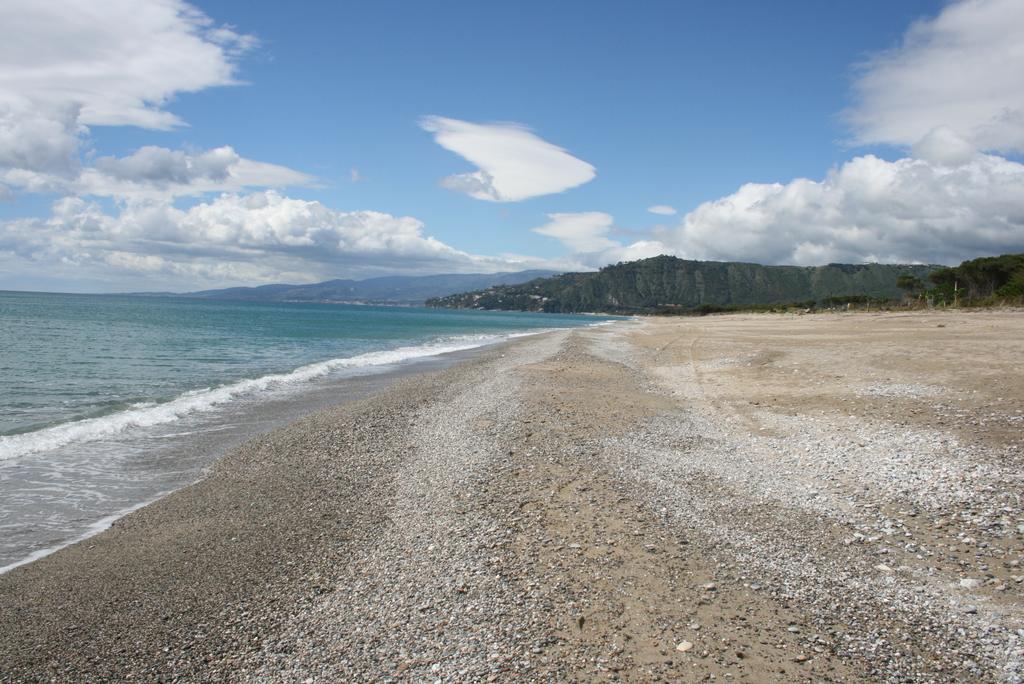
[
  {"left": 0, "top": 493, "right": 169, "bottom": 576},
  {"left": 0, "top": 328, "right": 562, "bottom": 681},
  {"left": 0, "top": 332, "right": 540, "bottom": 575},
  {"left": 2, "top": 311, "right": 1022, "bottom": 681}
]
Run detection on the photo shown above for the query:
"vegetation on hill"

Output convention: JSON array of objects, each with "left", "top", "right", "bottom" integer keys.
[
  {"left": 425, "top": 255, "right": 940, "bottom": 314},
  {"left": 922, "top": 253, "right": 1024, "bottom": 305}
]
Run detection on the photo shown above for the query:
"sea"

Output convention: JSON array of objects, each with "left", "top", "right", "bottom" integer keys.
[{"left": 0, "top": 291, "right": 614, "bottom": 572}]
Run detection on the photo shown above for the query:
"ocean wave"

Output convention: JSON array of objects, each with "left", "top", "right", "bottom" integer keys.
[{"left": 0, "top": 331, "right": 546, "bottom": 462}]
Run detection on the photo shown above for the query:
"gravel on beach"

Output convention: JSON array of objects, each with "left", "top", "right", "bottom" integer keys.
[{"left": 1, "top": 310, "right": 1023, "bottom": 682}]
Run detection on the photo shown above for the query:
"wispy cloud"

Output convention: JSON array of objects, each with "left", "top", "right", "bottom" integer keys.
[
  {"left": 647, "top": 205, "right": 677, "bottom": 216},
  {"left": 420, "top": 116, "right": 595, "bottom": 202},
  {"left": 0, "top": 0, "right": 254, "bottom": 132},
  {"left": 845, "top": 0, "right": 1024, "bottom": 154},
  {"left": 76, "top": 146, "right": 312, "bottom": 199}
]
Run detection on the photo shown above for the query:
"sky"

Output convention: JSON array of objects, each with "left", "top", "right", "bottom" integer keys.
[{"left": 1, "top": 0, "right": 1023, "bottom": 292}]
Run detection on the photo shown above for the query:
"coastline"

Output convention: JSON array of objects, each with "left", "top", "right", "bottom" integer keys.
[
  {"left": 0, "top": 328, "right": 563, "bottom": 681},
  {"left": 1, "top": 312, "right": 1023, "bottom": 681},
  {"left": 0, "top": 335, "right": 528, "bottom": 575}
]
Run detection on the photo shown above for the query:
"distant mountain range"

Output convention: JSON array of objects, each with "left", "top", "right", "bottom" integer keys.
[
  {"left": 171, "top": 270, "right": 560, "bottom": 305},
  {"left": 426, "top": 256, "right": 940, "bottom": 313}
]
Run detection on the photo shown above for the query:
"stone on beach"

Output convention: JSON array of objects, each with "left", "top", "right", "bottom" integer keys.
[{"left": 2, "top": 310, "right": 1023, "bottom": 682}]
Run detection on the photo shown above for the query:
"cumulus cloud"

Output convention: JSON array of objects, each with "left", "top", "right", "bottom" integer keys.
[
  {"left": 846, "top": 0, "right": 1024, "bottom": 154},
  {"left": 0, "top": 0, "right": 308, "bottom": 199},
  {"left": 0, "top": 191, "right": 570, "bottom": 290},
  {"left": 420, "top": 116, "right": 595, "bottom": 202},
  {"left": 653, "top": 0, "right": 1024, "bottom": 268},
  {"left": 647, "top": 205, "right": 677, "bottom": 216},
  {"left": 659, "top": 152, "right": 1024, "bottom": 266},
  {"left": 0, "top": 101, "right": 83, "bottom": 178},
  {"left": 532, "top": 212, "right": 669, "bottom": 267},
  {"left": 910, "top": 126, "right": 978, "bottom": 167},
  {"left": 532, "top": 212, "right": 618, "bottom": 252}
]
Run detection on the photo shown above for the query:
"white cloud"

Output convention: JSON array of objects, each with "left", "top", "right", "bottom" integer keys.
[
  {"left": 95, "top": 146, "right": 239, "bottom": 184},
  {"left": 420, "top": 116, "right": 595, "bottom": 202},
  {"left": 0, "top": 0, "right": 309, "bottom": 200},
  {"left": 595, "top": 240, "right": 671, "bottom": 266},
  {"left": 0, "top": 191, "right": 571, "bottom": 290},
  {"left": 532, "top": 211, "right": 669, "bottom": 267},
  {"left": 532, "top": 212, "right": 618, "bottom": 252},
  {"left": 846, "top": 0, "right": 1024, "bottom": 154},
  {"left": 0, "top": 101, "right": 83, "bottom": 177},
  {"left": 910, "top": 126, "right": 978, "bottom": 167},
  {"left": 659, "top": 152, "right": 1024, "bottom": 266},
  {"left": 649, "top": 0, "right": 1024, "bottom": 269},
  {"left": 647, "top": 205, "right": 677, "bottom": 216},
  {"left": 0, "top": 0, "right": 254, "bottom": 131},
  {"left": 75, "top": 146, "right": 312, "bottom": 198}
]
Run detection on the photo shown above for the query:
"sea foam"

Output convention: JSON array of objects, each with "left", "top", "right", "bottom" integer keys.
[
  {"left": 0, "top": 331, "right": 543, "bottom": 462},
  {"left": 0, "top": 494, "right": 169, "bottom": 575}
]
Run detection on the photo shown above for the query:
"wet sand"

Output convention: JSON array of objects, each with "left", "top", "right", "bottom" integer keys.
[{"left": 1, "top": 310, "right": 1022, "bottom": 682}]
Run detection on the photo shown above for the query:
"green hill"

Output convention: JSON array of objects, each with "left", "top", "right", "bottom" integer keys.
[
  {"left": 924, "top": 253, "right": 1024, "bottom": 303},
  {"left": 425, "top": 256, "right": 940, "bottom": 314}
]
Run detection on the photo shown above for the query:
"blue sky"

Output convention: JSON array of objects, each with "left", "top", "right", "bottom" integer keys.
[{"left": 1, "top": 0, "right": 1022, "bottom": 291}]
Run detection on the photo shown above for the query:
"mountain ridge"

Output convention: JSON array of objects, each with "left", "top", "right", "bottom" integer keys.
[
  {"left": 164, "top": 270, "right": 561, "bottom": 305},
  {"left": 425, "top": 256, "right": 940, "bottom": 313}
]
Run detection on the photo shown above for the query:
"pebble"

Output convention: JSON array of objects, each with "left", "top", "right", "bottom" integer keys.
[{"left": 7, "top": 320, "right": 1021, "bottom": 683}]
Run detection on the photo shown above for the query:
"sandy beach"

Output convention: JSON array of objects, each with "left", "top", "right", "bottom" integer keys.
[{"left": 2, "top": 310, "right": 1023, "bottom": 682}]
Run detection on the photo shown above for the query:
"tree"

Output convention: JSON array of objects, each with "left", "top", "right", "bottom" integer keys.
[{"left": 896, "top": 274, "right": 924, "bottom": 294}]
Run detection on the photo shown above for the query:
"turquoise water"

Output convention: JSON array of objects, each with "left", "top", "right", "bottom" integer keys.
[{"left": 0, "top": 291, "right": 614, "bottom": 570}]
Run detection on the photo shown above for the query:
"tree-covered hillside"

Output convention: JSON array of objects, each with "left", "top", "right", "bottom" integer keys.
[
  {"left": 925, "top": 253, "right": 1024, "bottom": 303},
  {"left": 426, "top": 256, "right": 940, "bottom": 313}
]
